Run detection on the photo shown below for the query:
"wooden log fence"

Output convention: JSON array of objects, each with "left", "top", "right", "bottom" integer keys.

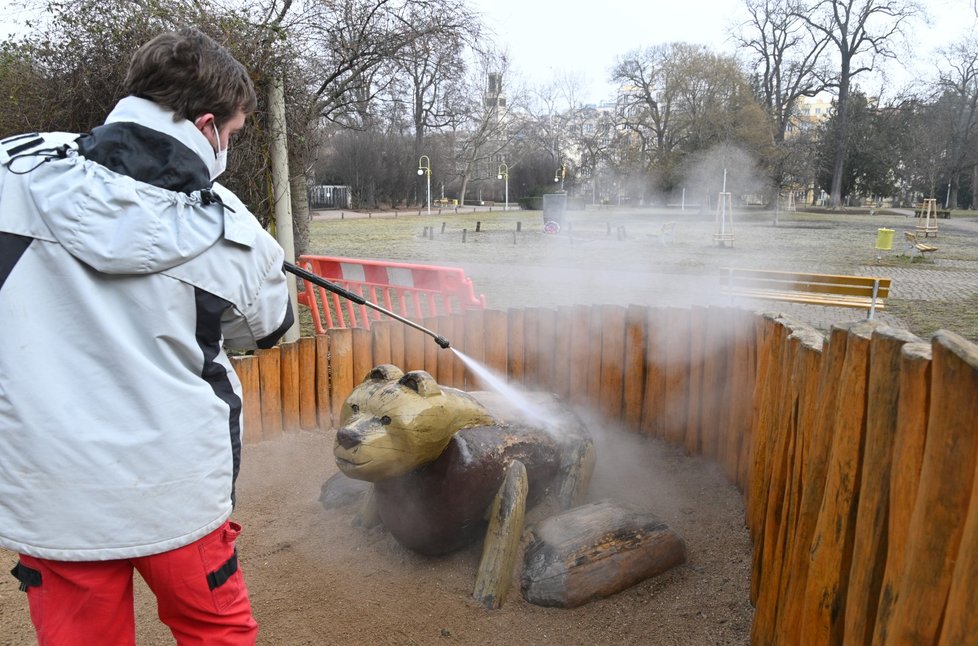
[{"left": 229, "top": 304, "right": 978, "bottom": 645}]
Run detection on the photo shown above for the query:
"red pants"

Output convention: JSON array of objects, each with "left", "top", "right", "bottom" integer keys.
[{"left": 14, "top": 520, "right": 258, "bottom": 646}]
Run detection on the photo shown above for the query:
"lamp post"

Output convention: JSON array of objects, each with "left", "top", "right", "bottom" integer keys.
[
  {"left": 553, "top": 162, "right": 566, "bottom": 191},
  {"left": 497, "top": 162, "right": 509, "bottom": 211},
  {"left": 418, "top": 155, "right": 431, "bottom": 214}
]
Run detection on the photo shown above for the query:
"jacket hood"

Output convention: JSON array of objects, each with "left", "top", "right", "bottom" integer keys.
[{"left": 19, "top": 97, "right": 238, "bottom": 275}]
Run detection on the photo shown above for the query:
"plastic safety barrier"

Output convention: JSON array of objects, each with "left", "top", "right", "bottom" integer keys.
[{"left": 295, "top": 255, "right": 486, "bottom": 334}]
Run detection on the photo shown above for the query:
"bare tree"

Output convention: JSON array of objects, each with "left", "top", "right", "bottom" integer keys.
[
  {"left": 735, "top": 0, "right": 831, "bottom": 142},
  {"left": 935, "top": 36, "right": 978, "bottom": 208},
  {"left": 793, "top": 0, "right": 920, "bottom": 207}
]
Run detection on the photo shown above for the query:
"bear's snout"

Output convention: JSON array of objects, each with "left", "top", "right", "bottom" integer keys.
[{"left": 336, "top": 426, "right": 362, "bottom": 450}]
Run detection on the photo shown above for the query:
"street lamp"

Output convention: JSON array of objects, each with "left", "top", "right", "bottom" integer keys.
[
  {"left": 496, "top": 162, "right": 509, "bottom": 212},
  {"left": 418, "top": 155, "right": 431, "bottom": 214},
  {"left": 553, "top": 162, "right": 566, "bottom": 191}
]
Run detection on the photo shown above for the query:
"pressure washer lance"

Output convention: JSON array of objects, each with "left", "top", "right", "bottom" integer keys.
[{"left": 282, "top": 261, "right": 451, "bottom": 349}]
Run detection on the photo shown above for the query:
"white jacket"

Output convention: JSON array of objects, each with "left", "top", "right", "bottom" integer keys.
[{"left": 0, "top": 97, "right": 293, "bottom": 560}]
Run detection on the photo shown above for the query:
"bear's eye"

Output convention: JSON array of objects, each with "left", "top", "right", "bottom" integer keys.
[
  {"left": 380, "top": 415, "right": 392, "bottom": 425},
  {"left": 350, "top": 404, "right": 359, "bottom": 414}
]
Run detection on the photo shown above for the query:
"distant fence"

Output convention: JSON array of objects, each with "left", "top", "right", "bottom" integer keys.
[
  {"left": 308, "top": 185, "right": 352, "bottom": 210},
  {"left": 229, "top": 305, "right": 978, "bottom": 644}
]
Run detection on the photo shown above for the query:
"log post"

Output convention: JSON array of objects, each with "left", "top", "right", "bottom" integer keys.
[
  {"left": 314, "top": 335, "right": 332, "bottom": 430},
  {"left": 622, "top": 304, "right": 647, "bottom": 433},
  {"left": 256, "top": 347, "right": 283, "bottom": 441},
  {"left": 552, "top": 306, "right": 574, "bottom": 400},
  {"left": 844, "top": 327, "right": 920, "bottom": 645},
  {"left": 279, "top": 341, "right": 300, "bottom": 433},
  {"left": 232, "top": 355, "right": 262, "bottom": 443},
  {"left": 685, "top": 306, "right": 707, "bottom": 455},
  {"left": 328, "top": 328, "right": 354, "bottom": 425},
  {"left": 483, "top": 309, "right": 509, "bottom": 384},
  {"left": 567, "top": 305, "right": 590, "bottom": 407},
  {"left": 800, "top": 321, "right": 878, "bottom": 644},
  {"left": 523, "top": 307, "right": 541, "bottom": 389},
  {"left": 751, "top": 326, "right": 822, "bottom": 645},
  {"left": 536, "top": 307, "right": 557, "bottom": 393},
  {"left": 598, "top": 304, "right": 627, "bottom": 424},
  {"left": 370, "top": 321, "right": 392, "bottom": 367},
  {"left": 464, "top": 309, "right": 486, "bottom": 390},
  {"left": 640, "top": 307, "right": 667, "bottom": 439},
  {"left": 507, "top": 308, "right": 526, "bottom": 386},
  {"left": 351, "top": 328, "right": 374, "bottom": 389},
  {"left": 586, "top": 306, "right": 604, "bottom": 409},
  {"left": 882, "top": 331, "right": 978, "bottom": 645},
  {"left": 403, "top": 325, "right": 425, "bottom": 372},
  {"left": 663, "top": 307, "right": 690, "bottom": 447},
  {"left": 873, "top": 342, "right": 931, "bottom": 639},
  {"left": 775, "top": 323, "right": 850, "bottom": 642},
  {"left": 297, "top": 337, "right": 318, "bottom": 430}
]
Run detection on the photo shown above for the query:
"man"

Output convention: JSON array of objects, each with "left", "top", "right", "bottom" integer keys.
[{"left": 0, "top": 28, "right": 293, "bottom": 644}]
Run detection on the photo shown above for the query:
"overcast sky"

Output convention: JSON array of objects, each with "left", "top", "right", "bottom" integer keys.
[
  {"left": 469, "top": 0, "right": 978, "bottom": 104},
  {"left": 1, "top": 0, "right": 975, "bottom": 104}
]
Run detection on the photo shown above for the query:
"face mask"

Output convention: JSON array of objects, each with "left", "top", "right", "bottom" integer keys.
[{"left": 210, "top": 122, "right": 228, "bottom": 180}]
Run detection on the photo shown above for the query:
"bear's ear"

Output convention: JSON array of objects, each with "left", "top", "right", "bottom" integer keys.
[
  {"left": 363, "top": 364, "right": 404, "bottom": 384},
  {"left": 399, "top": 371, "right": 442, "bottom": 398}
]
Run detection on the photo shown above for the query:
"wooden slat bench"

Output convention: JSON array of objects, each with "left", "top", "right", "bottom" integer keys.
[
  {"left": 904, "top": 231, "right": 938, "bottom": 258},
  {"left": 721, "top": 268, "right": 891, "bottom": 319}
]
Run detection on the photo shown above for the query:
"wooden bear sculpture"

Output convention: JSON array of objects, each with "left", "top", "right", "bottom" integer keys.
[{"left": 332, "top": 364, "right": 596, "bottom": 608}]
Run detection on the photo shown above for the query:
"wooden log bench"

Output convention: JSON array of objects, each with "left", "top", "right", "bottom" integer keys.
[
  {"left": 721, "top": 268, "right": 890, "bottom": 319},
  {"left": 903, "top": 231, "right": 938, "bottom": 259},
  {"left": 648, "top": 221, "right": 676, "bottom": 246}
]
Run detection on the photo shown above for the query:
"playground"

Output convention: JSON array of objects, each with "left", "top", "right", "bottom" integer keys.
[{"left": 3, "top": 204, "right": 978, "bottom": 644}]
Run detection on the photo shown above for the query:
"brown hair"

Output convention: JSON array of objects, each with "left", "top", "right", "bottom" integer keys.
[{"left": 124, "top": 27, "right": 257, "bottom": 127}]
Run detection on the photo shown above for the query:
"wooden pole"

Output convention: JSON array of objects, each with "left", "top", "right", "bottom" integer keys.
[
  {"left": 553, "top": 306, "right": 574, "bottom": 400},
  {"left": 775, "top": 324, "right": 850, "bottom": 642},
  {"left": 663, "top": 307, "right": 690, "bottom": 448},
  {"left": 883, "top": 331, "right": 978, "bottom": 645},
  {"left": 586, "top": 306, "right": 604, "bottom": 409},
  {"left": 874, "top": 342, "right": 932, "bottom": 640},
  {"left": 523, "top": 308, "right": 541, "bottom": 389},
  {"left": 507, "top": 309, "right": 526, "bottom": 386},
  {"left": 567, "top": 305, "right": 590, "bottom": 407},
  {"left": 279, "top": 341, "right": 300, "bottom": 433},
  {"left": 598, "top": 304, "right": 627, "bottom": 424},
  {"left": 483, "top": 309, "right": 509, "bottom": 381},
  {"left": 352, "top": 328, "right": 374, "bottom": 390},
  {"left": 328, "top": 328, "right": 354, "bottom": 425},
  {"left": 536, "top": 308, "right": 557, "bottom": 393},
  {"left": 314, "top": 335, "right": 332, "bottom": 430},
  {"left": 622, "top": 304, "right": 647, "bottom": 434},
  {"left": 640, "top": 307, "right": 667, "bottom": 439},
  {"left": 843, "top": 327, "right": 921, "bottom": 645},
  {"left": 403, "top": 325, "right": 425, "bottom": 372},
  {"left": 751, "top": 325, "right": 822, "bottom": 645},
  {"left": 233, "top": 355, "right": 262, "bottom": 444},
  {"left": 297, "top": 337, "right": 318, "bottom": 430},
  {"left": 370, "top": 321, "right": 392, "bottom": 367},
  {"left": 257, "top": 346, "right": 283, "bottom": 441},
  {"left": 800, "top": 321, "right": 878, "bottom": 644},
  {"left": 464, "top": 309, "right": 486, "bottom": 390},
  {"left": 268, "top": 73, "right": 299, "bottom": 343},
  {"left": 685, "top": 306, "right": 707, "bottom": 455}
]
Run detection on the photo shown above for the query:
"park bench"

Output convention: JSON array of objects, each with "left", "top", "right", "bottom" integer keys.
[
  {"left": 295, "top": 255, "right": 486, "bottom": 334},
  {"left": 903, "top": 231, "right": 938, "bottom": 259},
  {"left": 721, "top": 268, "right": 890, "bottom": 319},
  {"left": 648, "top": 221, "right": 676, "bottom": 246}
]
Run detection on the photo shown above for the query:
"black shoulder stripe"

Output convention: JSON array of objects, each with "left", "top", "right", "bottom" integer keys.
[
  {"left": 5, "top": 137, "right": 45, "bottom": 157},
  {"left": 0, "top": 232, "right": 33, "bottom": 289}
]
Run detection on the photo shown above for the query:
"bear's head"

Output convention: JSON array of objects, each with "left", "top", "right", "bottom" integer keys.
[{"left": 333, "top": 366, "right": 493, "bottom": 481}]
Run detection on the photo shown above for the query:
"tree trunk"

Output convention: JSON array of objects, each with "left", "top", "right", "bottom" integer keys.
[
  {"left": 290, "top": 171, "right": 311, "bottom": 257},
  {"left": 830, "top": 75, "right": 850, "bottom": 208}
]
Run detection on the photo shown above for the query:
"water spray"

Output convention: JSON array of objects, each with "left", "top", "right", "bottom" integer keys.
[{"left": 283, "top": 262, "right": 451, "bottom": 349}]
